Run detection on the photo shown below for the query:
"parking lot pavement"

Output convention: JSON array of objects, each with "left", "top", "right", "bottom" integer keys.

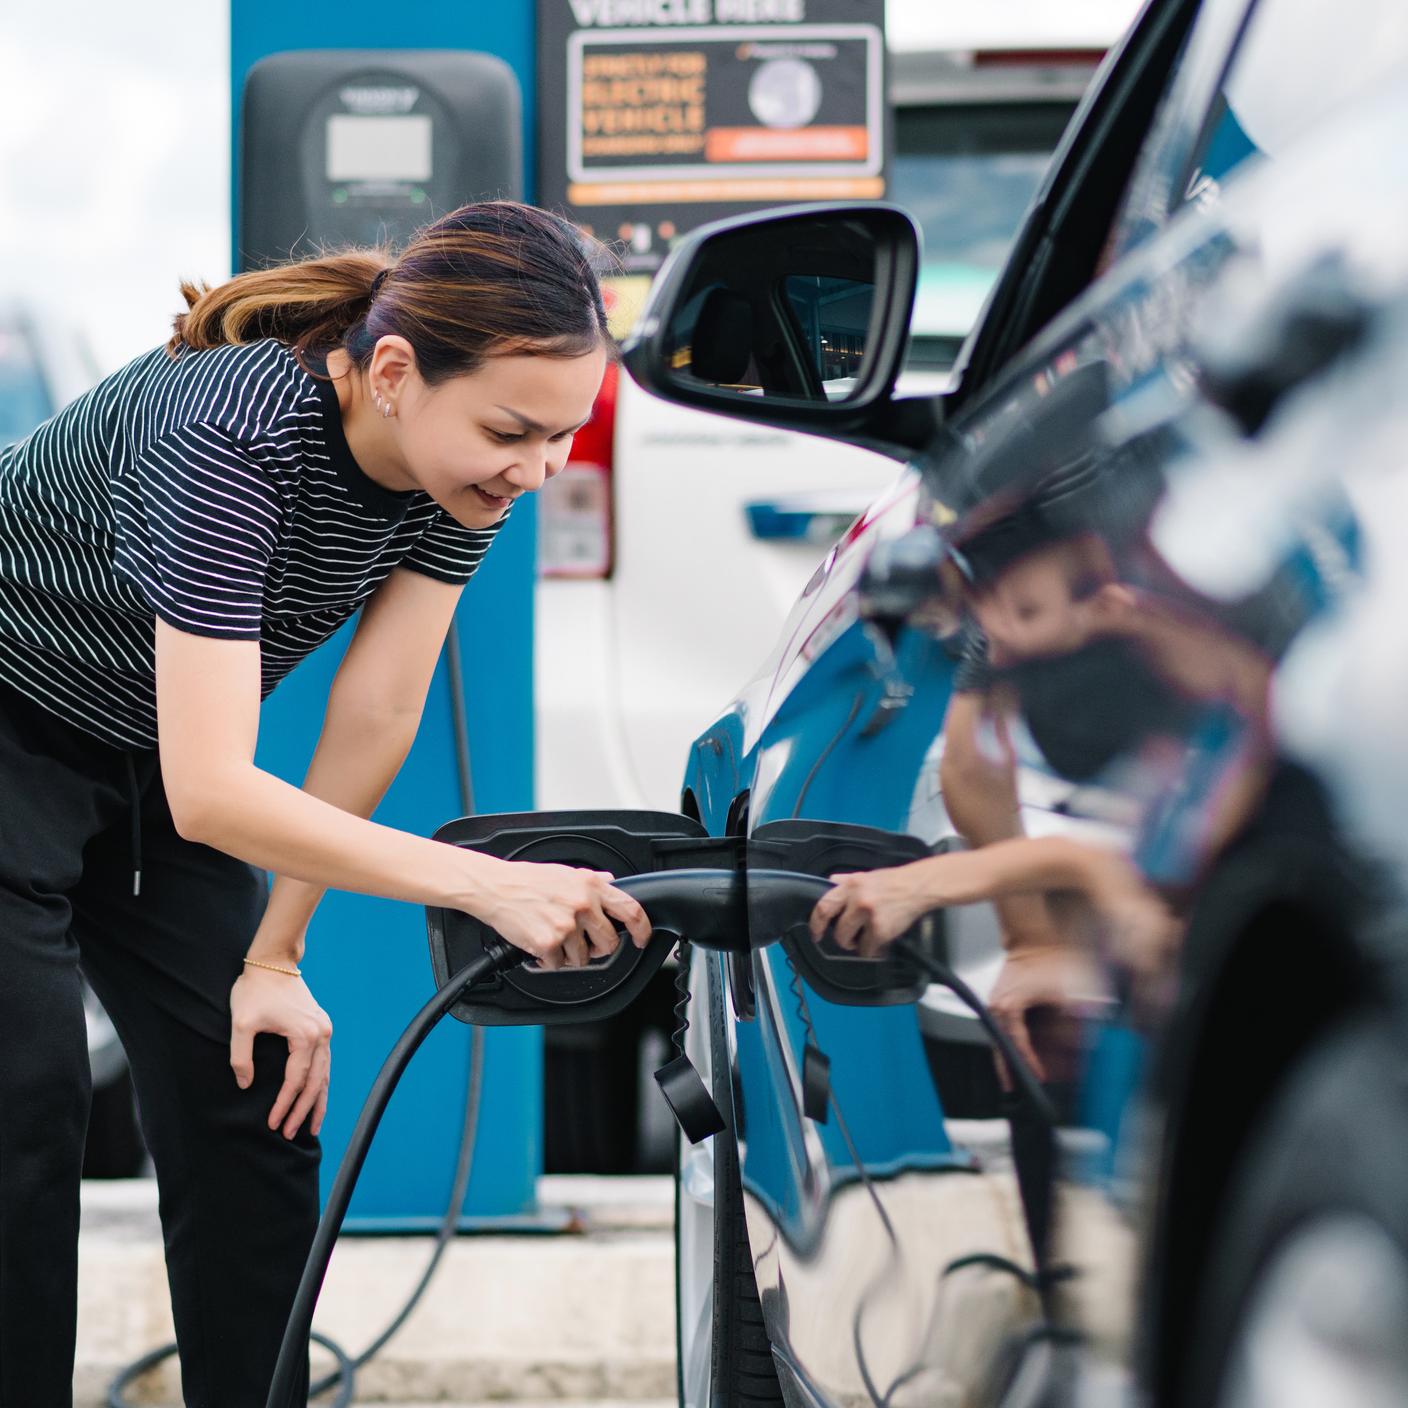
[{"left": 77, "top": 1176, "right": 676, "bottom": 1406}]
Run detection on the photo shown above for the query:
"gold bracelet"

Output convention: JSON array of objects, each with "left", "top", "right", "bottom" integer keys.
[{"left": 243, "top": 957, "right": 302, "bottom": 978}]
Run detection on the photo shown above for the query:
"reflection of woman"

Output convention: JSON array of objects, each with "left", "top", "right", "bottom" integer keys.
[
  {"left": 811, "top": 835, "right": 1172, "bottom": 1064},
  {"left": 0, "top": 201, "right": 649, "bottom": 1406},
  {"left": 814, "top": 534, "right": 1274, "bottom": 1072}
]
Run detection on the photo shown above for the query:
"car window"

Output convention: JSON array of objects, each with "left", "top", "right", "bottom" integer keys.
[
  {"left": 0, "top": 324, "right": 53, "bottom": 448},
  {"left": 1177, "top": 0, "right": 1408, "bottom": 214},
  {"left": 890, "top": 101, "right": 1074, "bottom": 371}
]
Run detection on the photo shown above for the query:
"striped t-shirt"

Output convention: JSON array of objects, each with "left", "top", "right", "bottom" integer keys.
[{"left": 0, "top": 338, "right": 503, "bottom": 749}]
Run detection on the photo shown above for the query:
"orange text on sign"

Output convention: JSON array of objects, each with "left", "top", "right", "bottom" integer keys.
[{"left": 704, "top": 126, "right": 869, "bottom": 163}]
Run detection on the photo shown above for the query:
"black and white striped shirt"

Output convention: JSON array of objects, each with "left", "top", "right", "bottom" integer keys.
[{"left": 0, "top": 338, "right": 502, "bottom": 749}]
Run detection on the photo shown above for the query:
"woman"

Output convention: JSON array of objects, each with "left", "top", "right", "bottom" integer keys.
[{"left": 0, "top": 200, "right": 649, "bottom": 1408}]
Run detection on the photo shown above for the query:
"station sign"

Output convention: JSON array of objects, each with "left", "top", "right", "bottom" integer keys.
[{"left": 538, "top": 0, "right": 887, "bottom": 273}]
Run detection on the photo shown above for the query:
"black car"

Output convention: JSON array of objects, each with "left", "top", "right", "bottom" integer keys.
[{"left": 628, "top": 0, "right": 1408, "bottom": 1402}]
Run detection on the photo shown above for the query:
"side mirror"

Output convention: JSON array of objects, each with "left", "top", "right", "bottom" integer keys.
[{"left": 621, "top": 202, "right": 935, "bottom": 458}]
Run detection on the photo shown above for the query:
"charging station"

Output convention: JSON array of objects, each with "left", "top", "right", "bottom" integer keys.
[{"left": 231, "top": 2, "right": 544, "bottom": 1227}]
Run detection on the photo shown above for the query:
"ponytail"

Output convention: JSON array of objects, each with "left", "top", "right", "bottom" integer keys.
[
  {"left": 168, "top": 250, "right": 391, "bottom": 357},
  {"left": 168, "top": 202, "right": 611, "bottom": 382}
]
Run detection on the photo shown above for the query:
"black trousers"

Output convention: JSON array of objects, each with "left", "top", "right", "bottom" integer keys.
[{"left": 0, "top": 682, "right": 318, "bottom": 1407}]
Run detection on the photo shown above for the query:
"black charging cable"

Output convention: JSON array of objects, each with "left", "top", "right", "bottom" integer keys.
[
  {"left": 304, "top": 1023, "right": 485, "bottom": 1401},
  {"left": 104, "top": 951, "right": 507, "bottom": 1408},
  {"left": 263, "top": 941, "right": 521, "bottom": 1408}
]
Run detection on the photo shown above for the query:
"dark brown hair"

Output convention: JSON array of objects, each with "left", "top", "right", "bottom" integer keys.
[{"left": 169, "top": 201, "right": 611, "bottom": 381}]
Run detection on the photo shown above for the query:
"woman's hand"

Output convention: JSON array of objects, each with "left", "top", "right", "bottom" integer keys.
[
  {"left": 808, "top": 868, "right": 925, "bottom": 956},
  {"left": 229, "top": 966, "right": 333, "bottom": 1140},
  {"left": 474, "top": 860, "right": 652, "bottom": 970}
]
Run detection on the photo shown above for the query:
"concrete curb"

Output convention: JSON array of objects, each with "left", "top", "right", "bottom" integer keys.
[{"left": 78, "top": 1178, "right": 676, "bottom": 1406}]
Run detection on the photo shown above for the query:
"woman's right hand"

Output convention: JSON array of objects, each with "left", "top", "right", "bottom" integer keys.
[{"left": 471, "top": 859, "right": 652, "bottom": 969}]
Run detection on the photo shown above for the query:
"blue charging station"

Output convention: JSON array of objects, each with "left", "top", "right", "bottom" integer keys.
[{"left": 231, "top": 2, "right": 543, "bottom": 1228}]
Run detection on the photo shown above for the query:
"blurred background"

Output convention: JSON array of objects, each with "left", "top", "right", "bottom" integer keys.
[{"left": 0, "top": 0, "right": 228, "bottom": 374}]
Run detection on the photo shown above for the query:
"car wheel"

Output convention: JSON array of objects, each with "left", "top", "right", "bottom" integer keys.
[
  {"left": 1181, "top": 1021, "right": 1408, "bottom": 1408},
  {"left": 675, "top": 948, "right": 784, "bottom": 1407}
]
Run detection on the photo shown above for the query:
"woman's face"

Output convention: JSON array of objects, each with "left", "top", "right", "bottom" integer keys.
[
  {"left": 392, "top": 348, "right": 607, "bottom": 529},
  {"left": 969, "top": 548, "right": 1090, "bottom": 665}
]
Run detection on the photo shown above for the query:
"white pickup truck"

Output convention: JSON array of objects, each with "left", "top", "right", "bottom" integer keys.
[{"left": 535, "top": 0, "right": 1141, "bottom": 817}]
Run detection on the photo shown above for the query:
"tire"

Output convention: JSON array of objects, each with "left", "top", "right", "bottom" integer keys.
[
  {"left": 676, "top": 949, "right": 784, "bottom": 1407},
  {"left": 1179, "top": 1020, "right": 1408, "bottom": 1408}
]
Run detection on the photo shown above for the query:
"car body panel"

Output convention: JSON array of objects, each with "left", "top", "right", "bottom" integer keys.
[{"left": 674, "top": 3, "right": 1408, "bottom": 1401}]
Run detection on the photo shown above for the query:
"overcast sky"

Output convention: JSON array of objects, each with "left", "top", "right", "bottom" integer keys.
[{"left": 0, "top": 0, "right": 230, "bottom": 372}]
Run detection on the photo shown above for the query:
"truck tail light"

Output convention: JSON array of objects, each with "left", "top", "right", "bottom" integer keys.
[{"left": 537, "top": 361, "right": 617, "bottom": 579}]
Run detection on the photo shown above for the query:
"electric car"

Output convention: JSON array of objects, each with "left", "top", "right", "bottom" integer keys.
[
  {"left": 439, "top": 0, "right": 1408, "bottom": 1402},
  {"left": 641, "top": 1, "right": 1408, "bottom": 1402}
]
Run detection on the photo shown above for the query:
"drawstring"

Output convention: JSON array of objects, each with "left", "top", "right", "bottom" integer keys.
[{"left": 123, "top": 752, "right": 143, "bottom": 898}]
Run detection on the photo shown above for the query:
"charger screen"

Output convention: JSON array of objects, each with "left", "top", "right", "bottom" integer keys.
[{"left": 326, "top": 114, "right": 432, "bottom": 182}]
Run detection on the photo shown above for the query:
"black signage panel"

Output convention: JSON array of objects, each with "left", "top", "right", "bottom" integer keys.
[{"left": 538, "top": 0, "right": 886, "bottom": 273}]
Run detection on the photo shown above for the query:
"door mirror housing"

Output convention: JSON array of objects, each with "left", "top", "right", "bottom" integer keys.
[{"left": 621, "top": 203, "right": 937, "bottom": 458}]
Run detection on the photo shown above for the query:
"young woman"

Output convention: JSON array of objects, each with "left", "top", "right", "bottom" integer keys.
[{"left": 0, "top": 200, "right": 650, "bottom": 1408}]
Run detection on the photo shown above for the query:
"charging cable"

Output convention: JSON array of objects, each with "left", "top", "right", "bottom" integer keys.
[{"left": 265, "top": 943, "right": 520, "bottom": 1408}]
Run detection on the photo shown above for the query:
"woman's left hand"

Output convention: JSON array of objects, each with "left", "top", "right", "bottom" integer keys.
[{"left": 229, "top": 966, "right": 333, "bottom": 1140}]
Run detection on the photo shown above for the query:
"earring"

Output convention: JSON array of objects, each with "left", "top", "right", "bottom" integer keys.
[{"left": 373, "top": 390, "right": 384, "bottom": 414}]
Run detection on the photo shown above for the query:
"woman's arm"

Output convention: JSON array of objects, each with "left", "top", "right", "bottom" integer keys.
[
  {"left": 939, "top": 688, "right": 1060, "bottom": 949},
  {"left": 155, "top": 615, "right": 649, "bottom": 965},
  {"left": 245, "top": 568, "right": 466, "bottom": 967}
]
